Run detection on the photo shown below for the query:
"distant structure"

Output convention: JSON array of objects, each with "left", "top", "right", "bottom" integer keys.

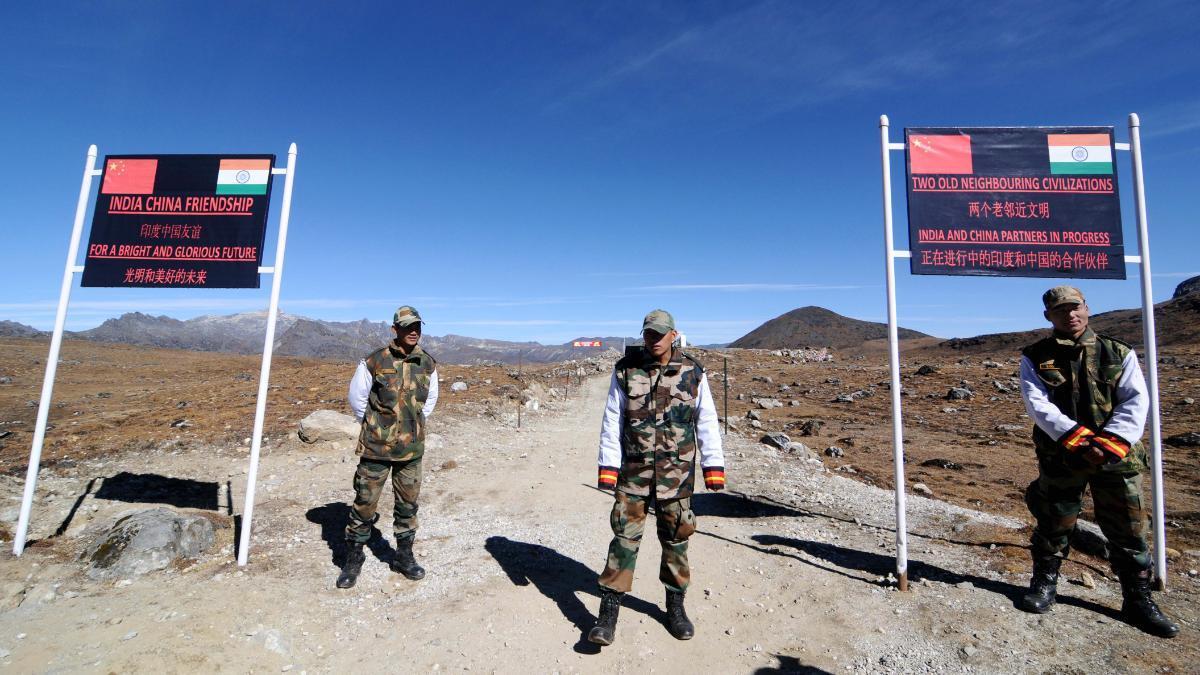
[{"left": 676, "top": 333, "right": 687, "bottom": 348}]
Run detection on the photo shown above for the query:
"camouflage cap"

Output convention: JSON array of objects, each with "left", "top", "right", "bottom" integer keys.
[
  {"left": 1042, "top": 286, "right": 1085, "bottom": 310},
  {"left": 393, "top": 305, "right": 424, "bottom": 327},
  {"left": 641, "top": 309, "right": 675, "bottom": 335}
]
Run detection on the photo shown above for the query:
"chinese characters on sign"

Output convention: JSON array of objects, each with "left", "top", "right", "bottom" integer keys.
[
  {"left": 573, "top": 340, "right": 603, "bottom": 347},
  {"left": 82, "top": 155, "right": 275, "bottom": 288},
  {"left": 904, "top": 127, "right": 1124, "bottom": 279}
]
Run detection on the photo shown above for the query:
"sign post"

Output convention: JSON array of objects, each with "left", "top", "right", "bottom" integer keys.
[
  {"left": 880, "top": 115, "right": 1169, "bottom": 589},
  {"left": 13, "top": 145, "right": 298, "bottom": 566},
  {"left": 12, "top": 146, "right": 100, "bottom": 556}
]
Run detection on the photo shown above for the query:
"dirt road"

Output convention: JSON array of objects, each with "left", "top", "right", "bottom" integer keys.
[{"left": 0, "top": 371, "right": 1195, "bottom": 673}]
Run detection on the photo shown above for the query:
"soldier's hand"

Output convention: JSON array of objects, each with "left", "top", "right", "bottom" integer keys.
[
  {"left": 703, "top": 467, "right": 725, "bottom": 491},
  {"left": 1080, "top": 445, "right": 1107, "bottom": 466}
]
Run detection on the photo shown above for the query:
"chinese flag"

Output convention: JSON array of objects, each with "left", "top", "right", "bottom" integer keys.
[
  {"left": 909, "top": 135, "right": 973, "bottom": 174},
  {"left": 101, "top": 158, "right": 158, "bottom": 194}
]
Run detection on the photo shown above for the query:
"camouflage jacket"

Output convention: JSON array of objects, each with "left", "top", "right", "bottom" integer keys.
[
  {"left": 1019, "top": 328, "right": 1148, "bottom": 469},
  {"left": 598, "top": 347, "right": 722, "bottom": 500},
  {"left": 355, "top": 341, "right": 436, "bottom": 462}
]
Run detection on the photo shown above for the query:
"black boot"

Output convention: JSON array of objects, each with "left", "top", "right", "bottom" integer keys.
[
  {"left": 587, "top": 590, "right": 622, "bottom": 645},
  {"left": 336, "top": 543, "right": 366, "bottom": 589},
  {"left": 390, "top": 535, "right": 425, "bottom": 580},
  {"left": 1119, "top": 569, "right": 1179, "bottom": 638},
  {"left": 1019, "top": 555, "right": 1061, "bottom": 614},
  {"left": 665, "top": 589, "right": 694, "bottom": 640}
]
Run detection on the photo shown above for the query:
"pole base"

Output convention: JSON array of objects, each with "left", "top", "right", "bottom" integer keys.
[{"left": 898, "top": 571, "right": 909, "bottom": 592}]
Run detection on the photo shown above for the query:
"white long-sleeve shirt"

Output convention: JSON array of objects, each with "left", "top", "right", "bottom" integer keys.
[
  {"left": 597, "top": 370, "right": 724, "bottom": 469},
  {"left": 1019, "top": 350, "right": 1148, "bottom": 444},
  {"left": 348, "top": 361, "right": 439, "bottom": 422}
]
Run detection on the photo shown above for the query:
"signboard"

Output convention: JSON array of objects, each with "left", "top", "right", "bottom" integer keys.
[
  {"left": 573, "top": 340, "right": 603, "bottom": 347},
  {"left": 82, "top": 154, "right": 275, "bottom": 288},
  {"left": 904, "top": 127, "right": 1124, "bottom": 279}
]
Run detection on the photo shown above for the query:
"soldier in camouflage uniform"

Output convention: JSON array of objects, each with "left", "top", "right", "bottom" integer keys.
[
  {"left": 336, "top": 306, "right": 440, "bottom": 589},
  {"left": 587, "top": 309, "right": 725, "bottom": 646},
  {"left": 1018, "top": 286, "right": 1177, "bottom": 637}
]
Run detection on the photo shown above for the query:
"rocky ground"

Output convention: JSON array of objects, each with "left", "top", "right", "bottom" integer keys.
[{"left": 0, "top": 338, "right": 1196, "bottom": 673}]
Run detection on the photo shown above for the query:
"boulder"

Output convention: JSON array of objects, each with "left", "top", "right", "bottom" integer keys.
[
  {"left": 450, "top": 381, "right": 469, "bottom": 392},
  {"left": 824, "top": 446, "right": 844, "bottom": 458},
  {"left": 297, "top": 409, "right": 359, "bottom": 444},
  {"left": 760, "top": 432, "right": 791, "bottom": 450},
  {"left": 1070, "top": 519, "right": 1109, "bottom": 559},
  {"left": 915, "top": 365, "right": 939, "bottom": 376},
  {"left": 1165, "top": 432, "right": 1200, "bottom": 447},
  {"left": 798, "top": 419, "right": 825, "bottom": 436},
  {"left": 946, "top": 387, "right": 973, "bottom": 401},
  {"left": 754, "top": 398, "right": 784, "bottom": 409},
  {"left": 82, "top": 508, "right": 215, "bottom": 580}
]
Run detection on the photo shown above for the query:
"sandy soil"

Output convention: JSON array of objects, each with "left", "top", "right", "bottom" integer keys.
[{"left": 0, "top": 339, "right": 1196, "bottom": 673}]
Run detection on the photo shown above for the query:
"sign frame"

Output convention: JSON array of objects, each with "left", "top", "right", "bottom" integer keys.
[
  {"left": 878, "top": 115, "right": 1168, "bottom": 591},
  {"left": 12, "top": 144, "right": 300, "bottom": 570}
]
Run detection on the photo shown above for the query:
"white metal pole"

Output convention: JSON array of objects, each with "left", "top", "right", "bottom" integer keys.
[
  {"left": 1128, "top": 114, "right": 1168, "bottom": 590},
  {"left": 879, "top": 115, "right": 909, "bottom": 591},
  {"left": 238, "top": 143, "right": 298, "bottom": 566},
  {"left": 13, "top": 145, "right": 99, "bottom": 555}
]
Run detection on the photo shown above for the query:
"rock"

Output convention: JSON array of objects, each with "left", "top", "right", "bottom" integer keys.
[
  {"left": 945, "top": 387, "right": 973, "bottom": 401},
  {"left": 961, "top": 644, "right": 977, "bottom": 658},
  {"left": 1183, "top": 398, "right": 1195, "bottom": 406},
  {"left": 785, "top": 442, "right": 812, "bottom": 457},
  {"left": 0, "top": 582, "right": 26, "bottom": 610},
  {"left": 760, "top": 433, "right": 791, "bottom": 450},
  {"left": 1079, "top": 572, "right": 1096, "bottom": 589},
  {"left": 992, "top": 380, "right": 1011, "bottom": 393},
  {"left": 753, "top": 398, "right": 784, "bottom": 409},
  {"left": 750, "top": 420, "right": 762, "bottom": 429},
  {"left": 824, "top": 446, "right": 844, "bottom": 458},
  {"left": 440, "top": 460, "right": 458, "bottom": 471},
  {"left": 912, "top": 483, "right": 933, "bottom": 496},
  {"left": 1070, "top": 519, "right": 1109, "bottom": 559},
  {"left": 920, "top": 458, "right": 962, "bottom": 470},
  {"left": 798, "top": 419, "right": 824, "bottom": 436},
  {"left": 297, "top": 410, "right": 358, "bottom": 444},
  {"left": 1166, "top": 547, "right": 1182, "bottom": 560},
  {"left": 941, "top": 407, "right": 958, "bottom": 413},
  {"left": 524, "top": 398, "right": 540, "bottom": 411},
  {"left": 788, "top": 400, "right": 801, "bottom": 407},
  {"left": 824, "top": 377, "right": 841, "bottom": 385},
  {"left": 752, "top": 376, "right": 773, "bottom": 384},
  {"left": 0, "top": 376, "right": 12, "bottom": 384},
  {"left": 82, "top": 508, "right": 216, "bottom": 580},
  {"left": 832, "top": 390, "right": 870, "bottom": 403},
  {"left": 746, "top": 410, "right": 761, "bottom": 421},
  {"left": 169, "top": 418, "right": 193, "bottom": 428},
  {"left": 450, "top": 381, "right": 468, "bottom": 392},
  {"left": 1165, "top": 432, "right": 1200, "bottom": 447},
  {"left": 982, "top": 360, "right": 1001, "bottom": 369},
  {"left": 915, "top": 365, "right": 939, "bottom": 376},
  {"left": 994, "top": 424, "right": 1023, "bottom": 433}
]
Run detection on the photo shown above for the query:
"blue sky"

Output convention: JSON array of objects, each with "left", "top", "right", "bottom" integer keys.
[{"left": 2, "top": 1, "right": 1197, "bottom": 344}]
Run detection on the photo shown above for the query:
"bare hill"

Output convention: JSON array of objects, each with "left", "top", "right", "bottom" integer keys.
[
  {"left": 729, "top": 306, "right": 931, "bottom": 350},
  {"left": 934, "top": 275, "right": 1200, "bottom": 354}
]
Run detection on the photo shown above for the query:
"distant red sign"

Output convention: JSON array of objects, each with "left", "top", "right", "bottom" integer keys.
[{"left": 573, "top": 340, "right": 603, "bottom": 347}]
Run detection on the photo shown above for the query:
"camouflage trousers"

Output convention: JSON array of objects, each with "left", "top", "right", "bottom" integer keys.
[
  {"left": 345, "top": 457, "right": 422, "bottom": 544},
  {"left": 598, "top": 491, "right": 696, "bottom": 594},
  {"left": 1025, "top": 458, "right": 1150, "bottom": 573}
]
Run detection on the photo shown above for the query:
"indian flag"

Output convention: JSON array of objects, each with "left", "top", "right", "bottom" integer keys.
[
  {"left": 216, "top": 159, "right": 271, "bottom": 194},
  {"left": 1047, "top": 134, "right": 1112, "bottom": 175}
]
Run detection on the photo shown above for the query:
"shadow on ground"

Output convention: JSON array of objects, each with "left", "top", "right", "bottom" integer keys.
[
  {"left": 753, "top": 655, "right": 834, "bottom": 674},
  {"left": 485, "top": 536, "right": 667, "bottom": 654},
  {"left": 94, "top": 471, "right": 220, "bottom": 510},
  {"left": 748, "top": 533, "right": 1123, "bottom": 621},
  {"left": 305, "top": 502, "right": 396, "bottom": 569}
]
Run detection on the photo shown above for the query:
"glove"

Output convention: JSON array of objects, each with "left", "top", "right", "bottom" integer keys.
[
  {"left": 1090, "top": 431, "right": 1131, "bottom": 463},
  {"left": 703, "top": 467, "right": 726, "bottom": 491},
  {"left": 1058, "top": 424, "right": 1095, "bottom": 453},
  {"left": 597, "top": 466, "right": 619, "bottom": 490}
]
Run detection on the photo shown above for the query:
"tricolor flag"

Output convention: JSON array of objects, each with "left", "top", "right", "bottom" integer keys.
[
  {"left": 909, "top": 134, "right": 973, "bottom": 174},
  {"left": 101, "top": 158, "right": 158, "bottom": 194},
  {"left": 1047, "top": 134, "right": 1112, "bottom": 175},
  {"left": 216, "top": 159, "right": 271, "bottom": 195}
]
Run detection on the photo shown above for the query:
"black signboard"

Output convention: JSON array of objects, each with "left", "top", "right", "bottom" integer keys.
[
  {"left": 82, "top": 154, "right": 275, "bottom": 288},
  {"left": 904, "top": 127, "right": 1124, "bottom": 279}
]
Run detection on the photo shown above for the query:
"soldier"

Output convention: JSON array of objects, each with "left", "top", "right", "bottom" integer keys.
[
  {"left": 587, "top": 309, "right": 725, "bottom": 646},
  {"left": 1018, "top": 286, "right": 1177, "bottom": 637},
  {"left": 336, "top": 306, "right": 439, "bottom": 589}
]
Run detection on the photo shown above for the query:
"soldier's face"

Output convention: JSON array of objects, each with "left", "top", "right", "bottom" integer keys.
[
  {"left": 1044, "top": 302, "right": 1089, "bottom": 338},
  {"left": 394, "top": 323, "right": 422, "bottom": 347},
  {"left": 643, "top": 329, "right": 676, "bottom": 360}
]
